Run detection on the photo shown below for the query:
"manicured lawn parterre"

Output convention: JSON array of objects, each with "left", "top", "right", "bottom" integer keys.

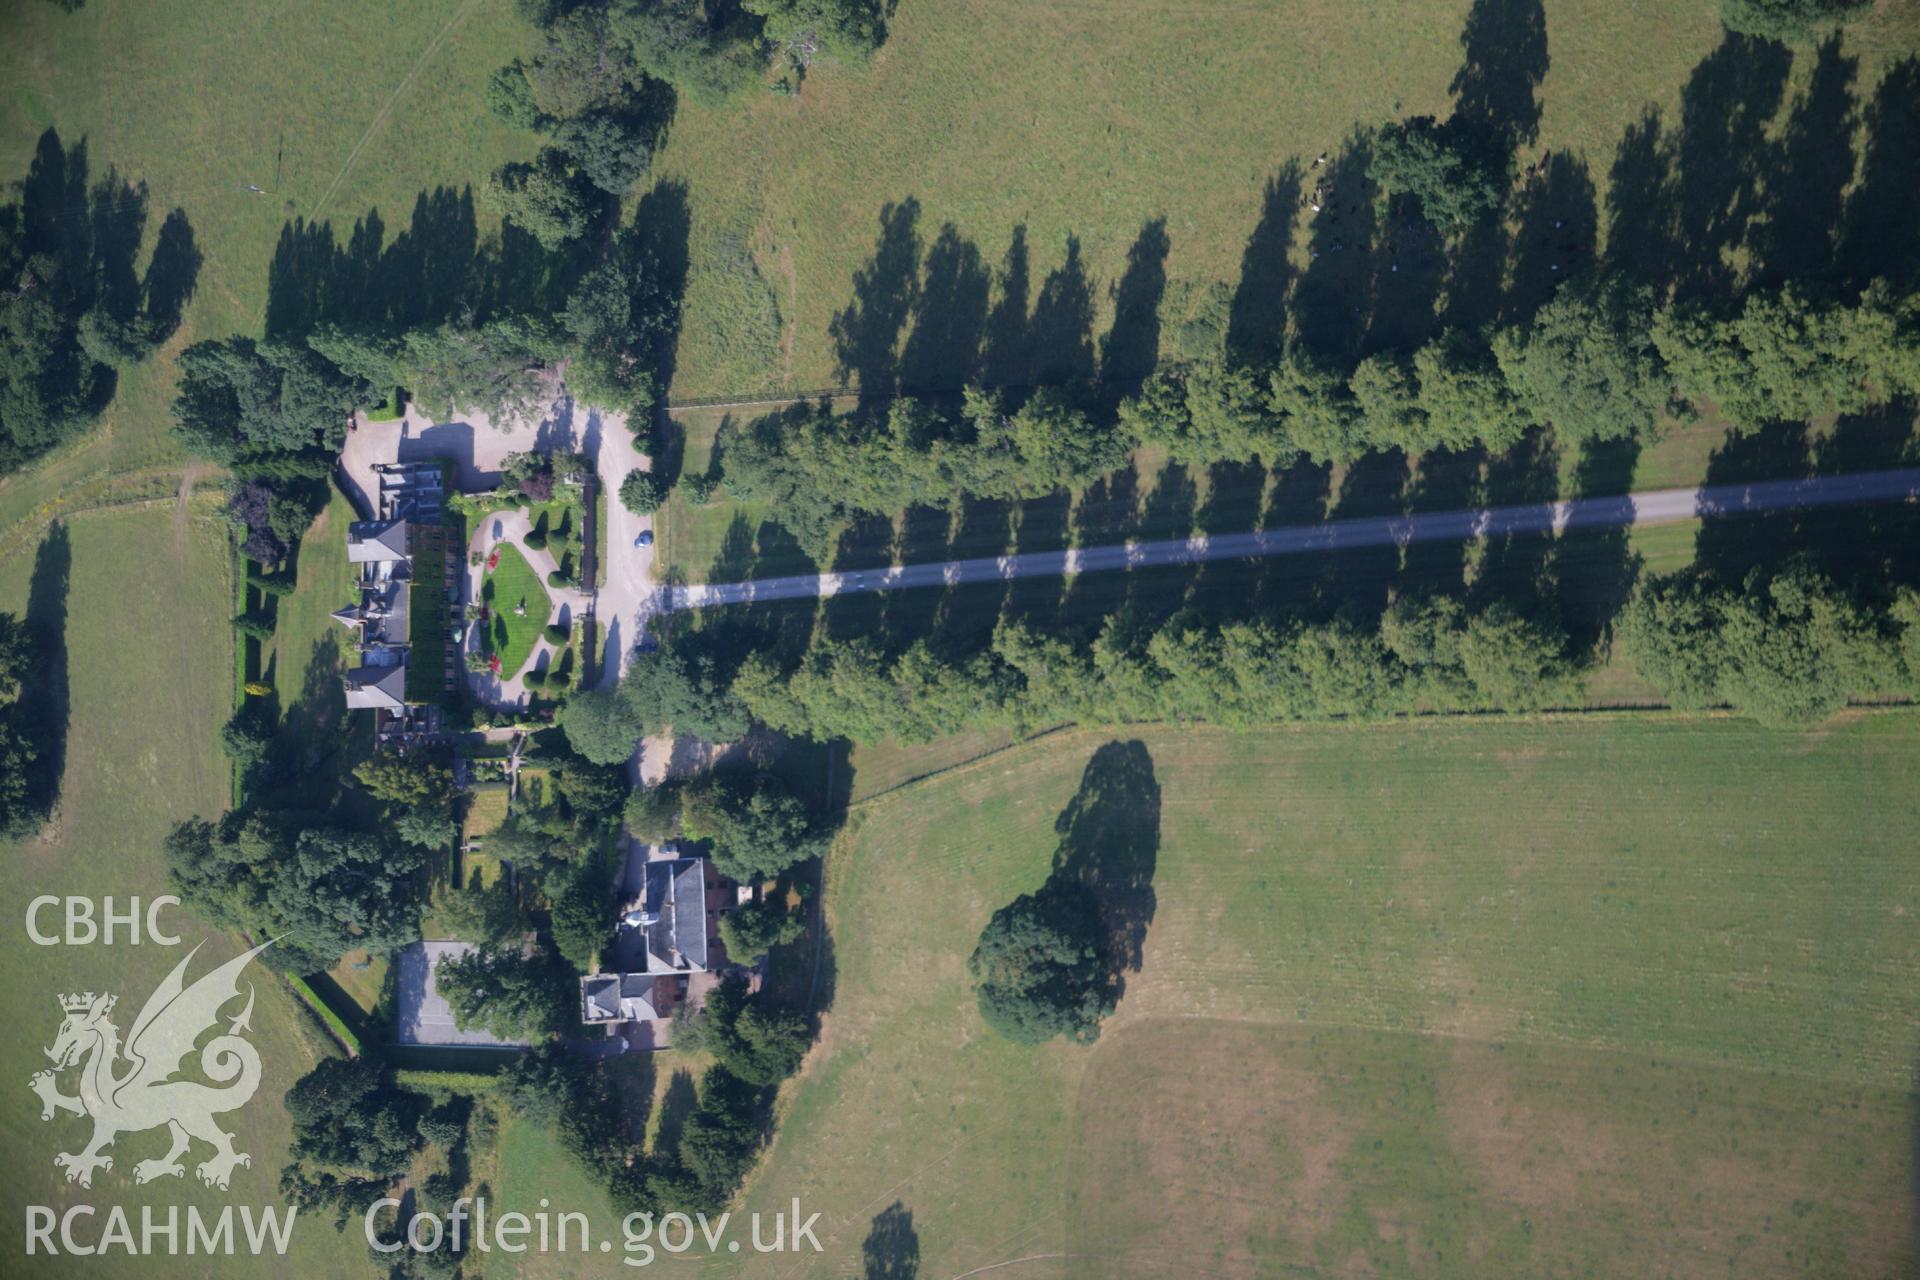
[
  {"left": 482, "top": 542, "right": 552, "bottom": 680},
  {"left": 711, "top": 715, "right": 1920, "bottom": 1279},
  {"left": 0, "top": 508, "right": 365, "bottom": 1278}
]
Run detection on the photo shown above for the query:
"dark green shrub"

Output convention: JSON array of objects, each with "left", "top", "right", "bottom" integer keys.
[
  {"left": 247, "top": 569, "right": 296, "bottom": 597},
  {"left": 619, "top": 470, "right": 663, "bottom": 515},
  {"left": 232, "top": 612, "right": 276, "bottom": 641}
]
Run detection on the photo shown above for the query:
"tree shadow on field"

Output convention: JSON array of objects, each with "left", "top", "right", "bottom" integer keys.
[
  {"left": 262, "top": 181, "right": 609, "bottom": 343},
  {"left": 1752, "top": 34, "right": 1857, "bottom": 292},
  {"left": 1028, "top": 235, "right": 1097, "bottom": 389},
  {"left": 1050, "top": 740, "right": 1161, "bottom": 990},
  {"left": 1504, "top": 151, "right": 1596, "bottom": 326},
  {"left": 20, "top": 522, "right": 71, "bottom": 822},
  {"left": 266, "top": 629, "right": 358, "bottom": 808},
  {"left": 1600, "top": 32, "right": 1793, "bottom": 304},
  {"left": 1290, "top": 139, "right": 1381, "bottom": 365},
  {"left": 1099, "top": 217, "right": 1170, "bottom": 399},
  {"left": 899, "top": 223, "right": 988, "bottom": 394},
  {"left": 142, "top": 208, "right": 201, "bottom": 343},
  {"left": 1450, "top": 0, "right": 1547, "bottom": 151},
  {"left": 652, "top": 1068, "right": 699, "bottom": 1161},
  {"left": 8, "top": 130, "right": 195, "bottom": 436},
  {"left": 831, "top": 198, "right": 921, "bottom": 409},
  {"left": 827, "top": 207, "right": 1151, "bottom": 422},
  {"left": 627, "top": 181, "right": 693, "bottom": 404},
  {"left": 862, "top": 1202, "right": 919, "bottom": 1280},
  {"left": 1839, "top": 56, "right": 1920, "bottom": 294},
  {"left": 1225, "top": 164, "right": 1302, "bottom": 367},
  {"left": 981, "top": 226, "right": 1031, "bottom": 389}
]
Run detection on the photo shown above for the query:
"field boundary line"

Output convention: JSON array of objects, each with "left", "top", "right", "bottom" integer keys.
[
  {"left": 846, "top": 724, "right": 1076, "bottom": 810},
  {"left": 945, "top": 1255, "right": 1069, "bottom": 1280},
  {"left": 309, "top": 0, "right": 480, "bottom": 223},
  {"left": 1103, "top": 1008, "right": 1912, "bottom": 1090},
  {"left": 0, "top": 482, "right": 214, "bottom": 569},
  {"left": 843, "top": 704, "right": 1920, "bottom": 818}
]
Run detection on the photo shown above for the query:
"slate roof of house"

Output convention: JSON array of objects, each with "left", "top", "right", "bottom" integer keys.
[
  {"left": 365, "top": 577, "right": 409, "bottom": 648},
  {"left": 632, "top": 857, "right": 710, "bottom": 973},
  {"left": 346, "top": 519, "right": 411, "bottom": 563},
  {"left": 581, "top": 972, "right": 660, "bottom": 1023},
  {"left": 342, "top": 664, "right": 408, "bottom": 710}
]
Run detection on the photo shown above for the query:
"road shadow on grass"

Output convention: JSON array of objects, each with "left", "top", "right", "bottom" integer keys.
[
  {"left": 863, "top": 1202, "right": 919, "bottom": 1280},
  {"left": 20, "top": 522, "right": 71, "bottom": 823}
]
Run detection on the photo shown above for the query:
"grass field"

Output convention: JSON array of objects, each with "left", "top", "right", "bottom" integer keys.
[
  {"left": 0, "top": 506, "right": 364, "bottom": 1278},
  {"left": 709, "top": 714, "right": 1920, "bottom": 1279},
  {"left": 649, "top": 0, "right": 1919, "bottom": 397}
]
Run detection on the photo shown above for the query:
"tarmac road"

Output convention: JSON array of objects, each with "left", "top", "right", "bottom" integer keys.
[{"left": 658, "top": 466, "right": 1920, "bottom": 613}]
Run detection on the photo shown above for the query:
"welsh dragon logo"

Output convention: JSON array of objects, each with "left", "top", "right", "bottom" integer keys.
[{"left": 29, "top": 939, "right": 273, "bottom": 1190}]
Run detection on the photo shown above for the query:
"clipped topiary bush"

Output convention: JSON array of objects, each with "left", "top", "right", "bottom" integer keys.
[{"left": 544, "top": 623, "right": 569, "bottom": 646}]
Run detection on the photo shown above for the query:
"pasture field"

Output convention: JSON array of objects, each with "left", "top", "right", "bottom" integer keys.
[
  {"left": 0, "top": 506, "right": 364, "bottom": 1278},
  {"left": 650, "top": 0, "right": 1919, "bottom": 397},
  {"left": 0, "top": 0, "right": 533, "bottom": 533},
  {"left": 708, "top": 715, "right": 1920, "bottom": 1279}
]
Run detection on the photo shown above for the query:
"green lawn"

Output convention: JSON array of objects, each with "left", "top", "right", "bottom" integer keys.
[
  {"left": 0, "top": 507, "right": 364, "bottom": 1279},
  {"left": 482, "top": 542, "right": 552, "bottom": 679},
  {"left": 270, "top": 489, "right": 355, "bottom": 709},
  {"left": 709, "top": 714, "right": 1920, "bottom": 1278},
  {"left": 656, "top": 407, "right": 791, "bottom": 583},
  {"left": 489, "top": 1053, "right": 715, "bottom": 1278}
]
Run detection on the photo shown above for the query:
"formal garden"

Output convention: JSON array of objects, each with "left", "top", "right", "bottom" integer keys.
[{"left": 476, "top": 543, "right": 551, "bottom": 680}]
